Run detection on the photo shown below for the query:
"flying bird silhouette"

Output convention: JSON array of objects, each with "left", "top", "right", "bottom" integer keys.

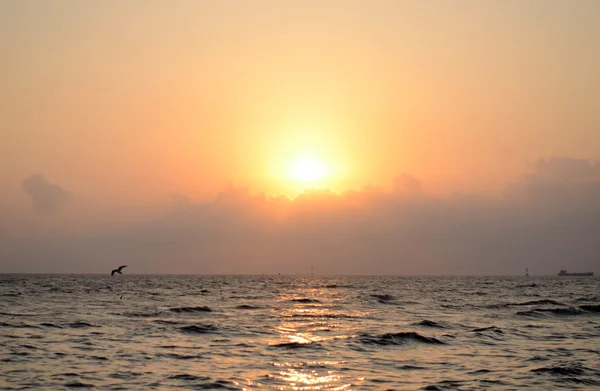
[{"left": 111, "top": 265, "right": 128, "bottom": 276}]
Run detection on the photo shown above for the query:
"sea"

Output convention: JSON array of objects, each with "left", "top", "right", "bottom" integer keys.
[{"left": 1, "top": 275, "right": 599, "bottom": 390}]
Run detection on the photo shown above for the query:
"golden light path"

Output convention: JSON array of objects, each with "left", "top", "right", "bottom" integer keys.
[{"left": 255, "top": 287, "right": 368, "bottom": 391}]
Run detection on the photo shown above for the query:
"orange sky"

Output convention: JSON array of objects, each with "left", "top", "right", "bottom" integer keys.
[
  {"left": 2, "top": 1, "right": 599, "bottom": 208},
  {"left": 1, "top": 2, "right": 600, "bottom": 274}
]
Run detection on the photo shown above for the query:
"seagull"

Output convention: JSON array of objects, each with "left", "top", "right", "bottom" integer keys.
[{"left": 111, "top": 265, "right": 128, "bottom": 276}]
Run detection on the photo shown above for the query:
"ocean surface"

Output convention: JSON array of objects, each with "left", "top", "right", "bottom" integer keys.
[{"left": 1, "top": 275, "right": 599, "bottom": 390}]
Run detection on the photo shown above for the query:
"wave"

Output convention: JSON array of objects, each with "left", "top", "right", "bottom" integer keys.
[
  {"left": 579, "top": 304, "right": 600, "bottom": 313},
  {"left": 487, "top": 299, "right": 565, "bottom": 309},
  {"left": 108, "top": 372, "right": 144, "bottom": 380},
  {"left": 121, "top": 311, "right": 163, "bottom": 318},
  {"left": 193, "top": 380, "right": 238, "bottom": 390},
  {"left": 0, "top": 322, "right": 39, "bottom": 329},
  {"left": 359, "top": 332, "right": 445, "bottom": 346},
  {"left": 68, "top": 322, "right": 99, "bottom": 328},
  {"left": 397, "top": 364, "right": 426, "bottom": 370},
  {"left": 372, "top": 294, "right": 396, "bottom": 303},
  {"left": 40, "top": 322, "right": 64, "bottom": 328},
  {"left": 289, "top": 298, "right": 320, "bottom": 303},
  {"left": 424, "top": 380, "right": 466, "bottom": 389},
  {"left": 513, "top": 299, "right": 565, "bottom": 306},
  {"left": 468, "top": 369, "right": 492, "bottom": 374},
  {"left": 531, "top": 364, "right": 587, "bottom": 376},
  {"left": 90, "top": 355, "right": 108, "bottom": 361},
  {"left": 516, "top": 308, "right": 582, "bottom": 317},
  {"left": 414, "top": 320, "right": 446, "bottom": 328},
  {"left": 324, "top": 283, "right": 354, "bottom": 289},
  {"left": 236, "top": 304, "right": 262, "bottom": 310},
  {"left": 65, "top": 380, "right": 95, "bottom": 388},
  {"left": 516, "top": 283, "right": 538, "bottom": 288},
  {"left": 470, "top": 326, "right": 503, "bottom": 334},
  {"left": 53, "top": 373, "right": 80, "bottom": 378},
  {"left": 289, "top": 313, "right": 358, "bottom": 319},
  {"left": 269, "top": 341, "right": 322, "bottom": 349},
  {"left": 168, "top": 374, "right": 210, "bottom": 381},
  {"left": 179, "top": 324, "right": 219, "bottom": 334},
  {"left": 153, "top": 320, "right": 183, "bottom": 326},
  {"left": 17, "top": 344, "right": 38, "bottom": 350},
  {"left": 440, "top": 304, "right": 469, "bottom": 310},
  {"left": 158, "top": 353, "right": 202, "bottom": 360},
  {"left": 574, "top": 296, "right": 600, "bottom": 302},
  {"left": 170, "top": 306, "right": 212, "bottom": 313},
  {"left": 530, "top": 361, "right": 600, "bottom": 385},
  {"left": 0, "top": 311, "right": 36, "bottom": 317},
  {"left": 524, "top": 324, "right": 549, "bottom": 328},
  {"left": 527, "top": 356, "right": 548, "bottom": 362}
]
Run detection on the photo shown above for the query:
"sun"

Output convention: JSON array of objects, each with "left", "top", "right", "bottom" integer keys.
[
  {"left": 263, "top": 127, "right": 346, "bottom": 194},
  {"left": 288, "top": 156, "right": 330, "bottom": 183}
]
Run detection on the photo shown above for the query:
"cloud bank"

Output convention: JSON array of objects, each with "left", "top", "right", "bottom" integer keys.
[
  {"left": 507, "top": 157, "right": 600, "bottom": 209},
  {"left": 22, "top": 175, "right": 71, "bottom": 214},
  {"left": 2, "top": 158, "right": 599, "bottom": 275}
]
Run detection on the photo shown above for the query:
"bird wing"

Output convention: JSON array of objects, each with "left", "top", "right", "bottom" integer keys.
[
  {"left": 117, "top": 265, "right": 128, "bottom": 272},
  {"left": 111, "top": 269, "right": 116, "bottom": 276}
]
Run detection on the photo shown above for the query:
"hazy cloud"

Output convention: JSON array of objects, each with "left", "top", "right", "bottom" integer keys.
[
  {"left": 22, "top": 174, "right": 70, "bottom": 214},
  {"left": 534, "top": 157, "right": 600, "bottom": 182},
  {"left": 393, "top": 174, "right": 422, "bottom": 195},
  {"left": 2, "top": 159, "right": 599, "bottom": 275},
  {"left": 506, "top": 157, "right": 600, "bottom": 208}
]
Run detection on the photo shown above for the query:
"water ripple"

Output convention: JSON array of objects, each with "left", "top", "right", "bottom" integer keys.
[{"left": 1, "top": 274, "right": 598, "bottom": 390}]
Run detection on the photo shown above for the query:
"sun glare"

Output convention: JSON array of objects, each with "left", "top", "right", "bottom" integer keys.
[
  {"left": 289, "top": 156, "right": 330, "bottom": 183},
  {"left": 265, "top": 127, "right": 347, "bottom": 195}
]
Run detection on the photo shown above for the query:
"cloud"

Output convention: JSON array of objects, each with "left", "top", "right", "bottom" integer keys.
[
  {"left": 534, "top": 157, "right": 600, "bottom": 182},
  {"left": 393, "top": 174, "right": 422, "bottom": 195},
  {"left": 3, "top": 158, "right": 600, "bottom": 275},
  {"left": 22, "top": 175, "right": 70, "bottom": 214},
  {"left": 506, "top": 157, "right": 600, "bottom": 208}
]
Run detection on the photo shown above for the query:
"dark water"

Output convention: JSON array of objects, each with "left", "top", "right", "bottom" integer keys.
[{"left": 1, "top": 275, "right": 599, "bottom": 390}]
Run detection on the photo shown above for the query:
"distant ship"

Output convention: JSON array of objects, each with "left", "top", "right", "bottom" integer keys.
[{"left": 558, "top": 269, "right": 594, "bottom": 276}]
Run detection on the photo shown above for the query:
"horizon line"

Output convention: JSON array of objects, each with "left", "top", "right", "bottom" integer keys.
[{"left": 0, "top": 272, "right": 584, "bottom": 277}]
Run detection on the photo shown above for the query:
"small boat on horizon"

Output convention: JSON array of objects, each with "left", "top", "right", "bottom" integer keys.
[{"left": 558, "top": 269, "right": 594, "bottom": 276}]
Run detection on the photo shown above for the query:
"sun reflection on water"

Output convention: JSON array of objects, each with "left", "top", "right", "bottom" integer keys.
[
  {"left": 269, "top": 362, "right": 352, "bottom": 391},
  {"left": 266, "top": 285, "right": 363, "bottom": 390},
  {"left": 278, "top": 370, "right": 349, "bottom": 391}
]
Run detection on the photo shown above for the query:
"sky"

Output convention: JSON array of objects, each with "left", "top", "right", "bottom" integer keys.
[{"left": 1, "top": 1, "right": 599, "bottom": 275}]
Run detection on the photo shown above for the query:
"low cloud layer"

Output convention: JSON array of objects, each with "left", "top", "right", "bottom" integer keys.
[
  {"left": 2, "top": 158, "right": 599, "bottom": 275},
  {"left": 22, "top": 175, "right": 70, "bottom": 214},
  {"left": 507, "top": 157, "right": 600, "bottom": 209}
]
